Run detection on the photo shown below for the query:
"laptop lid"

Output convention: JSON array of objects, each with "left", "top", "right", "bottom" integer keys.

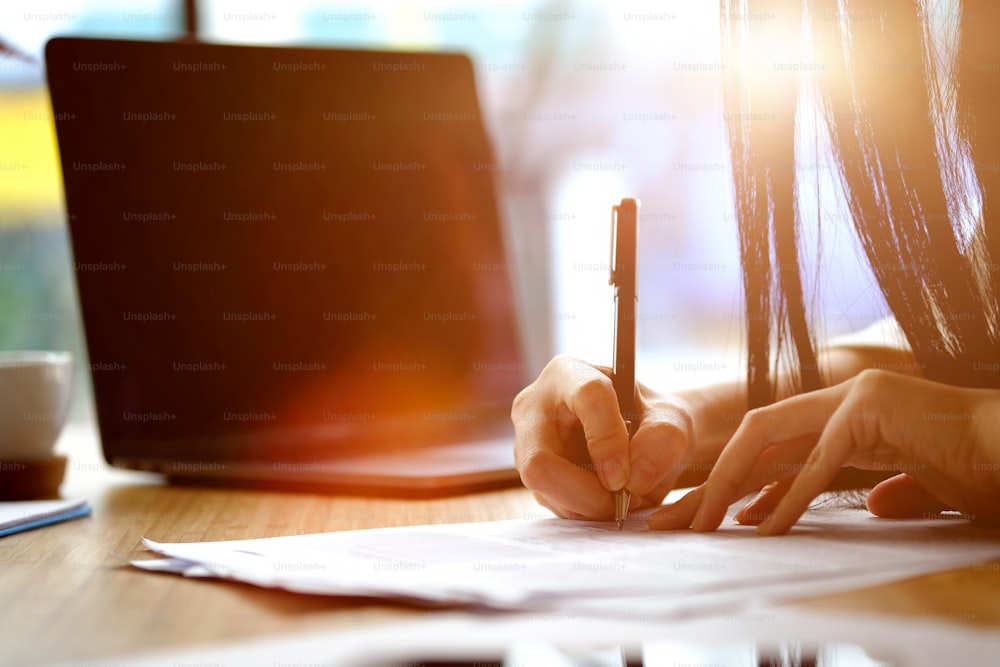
[{"left": 45, "top": 37, "right": 526, "bottom": 484}]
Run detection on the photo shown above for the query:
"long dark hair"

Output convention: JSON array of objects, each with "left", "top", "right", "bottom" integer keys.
[{"left": 723, "top": 0, "right": 1000, "bottom": 408}]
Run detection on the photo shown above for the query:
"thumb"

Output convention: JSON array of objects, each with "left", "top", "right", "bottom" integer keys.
[
  {"left": 626, "top": 399, "right": 693, "bottom": 497},
  {"left": 866, "top": 473, "right": 951, "bottom": 519}
]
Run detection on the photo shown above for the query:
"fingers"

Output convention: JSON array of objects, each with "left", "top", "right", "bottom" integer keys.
[
  {"left": 513, "top": 354, "right": 697, "bottom": 520},
  {"left": 649, "top": 437, "right": 814, "bottom": 531},
  {"left": 518, "top": 445, "right": 615, "bottom": 519},
  {"left": 756, "top": 371, "right": 977, "bottom": 534},
  {"left": 531, "top": 491, "right": 596, "bottom": 522},
  {"left": 512, "top": 355, "right": 631, "bottom": 520},
  {"left": 866, "top": 473, "right": 951, "bottom": 519},
  {"left": 649, "top": 368, "right": 996, "bottom": 534},
  {"left": 564, "top": 371, "right": 630, "bottom": 491},
  {"left": 734, "top": 478, "right": 795, "bottom": 525},
  {"left": 647, "top": 485, "right": 706, "bottom": 529},
  {"left": 626, "top": 398, "right": 692, "bottom": 497},
  {"left": 689, "top": 381, "right": 848, "bottom": 531},
  {"left": 754, "top": 425, "right": 854, "bottom": 534}
]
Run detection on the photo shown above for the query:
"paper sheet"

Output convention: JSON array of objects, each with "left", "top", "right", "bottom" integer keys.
[{"left": 132, "top": 502, "right": 1000, "bottom": 616}]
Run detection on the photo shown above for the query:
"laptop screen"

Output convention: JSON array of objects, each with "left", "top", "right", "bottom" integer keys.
[{"left": 46, "top": 38, "right": 525, "bottom": 462}]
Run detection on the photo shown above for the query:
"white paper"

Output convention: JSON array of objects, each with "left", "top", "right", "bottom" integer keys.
[{"left": 132, "top": 502, "right": 1000, "bottom": 615}]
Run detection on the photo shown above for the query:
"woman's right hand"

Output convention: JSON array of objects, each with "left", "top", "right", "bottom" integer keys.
[{"left": 511, "top": 354, "right": 696, "bottom": 520}]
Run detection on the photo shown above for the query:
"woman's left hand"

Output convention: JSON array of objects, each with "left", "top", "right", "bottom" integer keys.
[{"left": 648, "top": 369, "right": 1000, "bottom": 534}]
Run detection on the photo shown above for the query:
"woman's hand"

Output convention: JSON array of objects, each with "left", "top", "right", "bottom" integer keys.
[
  {"left": 511, "top": 355, "right": 694, "bottom": 520},
  {"left": 649, "top": 369, "right": 1000, "bottom": 534}
]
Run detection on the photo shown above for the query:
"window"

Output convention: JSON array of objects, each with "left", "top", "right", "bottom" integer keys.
[
  {"left": 4, "top": 0, "right": 885, "bottom": 422},
  {"left": 2, "top": 1, "right": 181, "bottom": 420}
]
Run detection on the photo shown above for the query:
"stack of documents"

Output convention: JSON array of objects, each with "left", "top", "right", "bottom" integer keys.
[{"left": 133, "top": 503, "right": 1000, "bottom": 618}]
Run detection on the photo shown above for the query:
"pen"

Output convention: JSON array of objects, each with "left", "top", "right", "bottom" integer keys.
[{"left": 609, "top": 198, "right": 639, "bottom": 530}]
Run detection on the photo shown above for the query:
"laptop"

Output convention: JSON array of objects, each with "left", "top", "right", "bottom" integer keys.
[{"left": 45, "top": 37, "right": 527, "bottom": 496}]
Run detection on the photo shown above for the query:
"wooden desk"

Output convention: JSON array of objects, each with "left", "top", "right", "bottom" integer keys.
[{"left": 2, "top": 423, "right": 1000, "bottom": 665}]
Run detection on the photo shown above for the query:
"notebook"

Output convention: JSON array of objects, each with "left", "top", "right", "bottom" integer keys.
[
  {"left": 45, "top": 37, "right": 527, "bottom": 496},
  {"left": 0, "top": 498, "right": 91, "bottom": 538}
]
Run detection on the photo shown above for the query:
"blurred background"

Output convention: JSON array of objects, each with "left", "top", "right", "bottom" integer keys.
[{"left": 1, "top": 0, "right": 888, "bottom": 421}]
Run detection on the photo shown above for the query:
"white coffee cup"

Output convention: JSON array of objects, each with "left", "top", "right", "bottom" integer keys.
[{"left": 0, "top": 351, "right": 74, "bottom": 460}]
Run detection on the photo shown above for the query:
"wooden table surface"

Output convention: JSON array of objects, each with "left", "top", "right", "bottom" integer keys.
[{"left": 2, "top": 423, "right": 1000, "bottom": 665}]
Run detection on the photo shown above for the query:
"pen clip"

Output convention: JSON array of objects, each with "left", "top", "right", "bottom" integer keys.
[{"left": 609, "top": 203, "right": 619, "bottom": 287}]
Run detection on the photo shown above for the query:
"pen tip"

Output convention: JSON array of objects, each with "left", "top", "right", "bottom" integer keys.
[{"left": 617, "top": 519, "right": 624, "bottom": 531}]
